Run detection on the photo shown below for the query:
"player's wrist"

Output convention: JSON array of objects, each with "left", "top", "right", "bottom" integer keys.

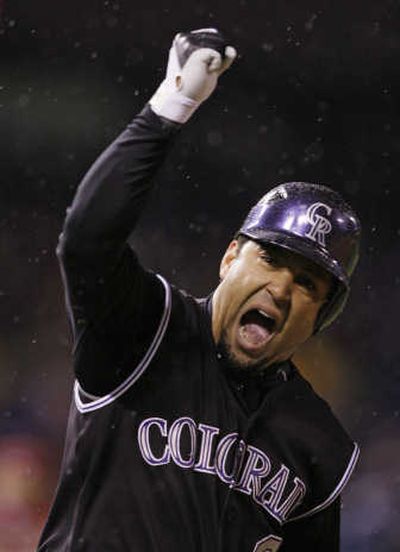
[{"left": 149, "top": 85, "right": 199, "bottom": 124}]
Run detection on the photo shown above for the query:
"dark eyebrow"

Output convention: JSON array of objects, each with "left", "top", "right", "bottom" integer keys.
[
  {"left": 258, "top": 243, "right": 332, "bottom": 285},
  {"left": 302, "top": 261, "right": 331, "bottom": 283}
]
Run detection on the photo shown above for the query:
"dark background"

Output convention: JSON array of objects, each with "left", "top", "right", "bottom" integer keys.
[{"left": 1, "top": 0, "right": 399, "bottom": 549}]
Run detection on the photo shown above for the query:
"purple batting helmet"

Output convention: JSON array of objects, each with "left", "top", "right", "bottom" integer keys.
[{"left": 238, "top": 182, "right": 361, "bottom": 331}]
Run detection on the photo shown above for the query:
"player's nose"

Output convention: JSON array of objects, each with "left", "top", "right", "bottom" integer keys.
[{"left": 266, "top": 267, "right": 294, "bottom": 308}]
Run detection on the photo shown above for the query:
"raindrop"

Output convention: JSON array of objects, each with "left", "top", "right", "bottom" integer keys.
[
  {"left": 305, "top": 13, "right": 318, "bottom": 32},
  {"left": 17, "top": 94, "right": 30, "bottom": 108},
  {"left": 261, "top": 43, "right": 274, "bottom": 53}
]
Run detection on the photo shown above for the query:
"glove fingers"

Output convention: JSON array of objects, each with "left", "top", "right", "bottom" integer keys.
[
  {"left": 150, "top": 30, "right": 236, "bottom": 123},
  {"left": 187, "top": 48, "right": 222, "bottom": 72},
  {"left": 166, "top": 44, "right": 181, "bottom": 81},
  {"left": 219, "top": 46, "right": 237, "bottom": 74},
  {"left": 190, "top": 27, "right": 219, "bottom": 34},
  {"left": 207, "top": 51, "right": 223, "bottom": 72}
]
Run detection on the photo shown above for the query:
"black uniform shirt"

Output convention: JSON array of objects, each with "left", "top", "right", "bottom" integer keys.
[{"left": 38, "top": 106, "right": 359, "bottom": 551}]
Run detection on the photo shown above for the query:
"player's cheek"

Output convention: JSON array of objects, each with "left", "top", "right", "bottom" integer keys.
[{"left": 289, "top": 304, "right": 317, "bottom": 342}]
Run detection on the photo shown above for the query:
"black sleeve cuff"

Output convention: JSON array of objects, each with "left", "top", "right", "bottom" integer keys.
[{"left": 136, "top": 103, "right": 183, "bottom": 135}]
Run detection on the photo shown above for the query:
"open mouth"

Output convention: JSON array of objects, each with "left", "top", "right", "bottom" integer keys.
[{"left": 238, "top": 308, "right": 277, "bottom": 351}]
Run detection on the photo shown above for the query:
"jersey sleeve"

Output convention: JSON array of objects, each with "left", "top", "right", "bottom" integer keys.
[
  {"left": 57, "top": 105, "right": 181, "bottom": 397},
  {"left": 281, "top": 497, "right": 340, "bottom": 551},
  {"left": 266, "top": 372, "right": 359, "bottom": 524}
]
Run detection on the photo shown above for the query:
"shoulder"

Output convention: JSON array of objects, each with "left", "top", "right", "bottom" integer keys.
[
  {"left": 161, "top": 284, "right": 212, "bottom": 350},
  {"left": 163, "top": 287, "right": 215, "bottom": 365},
  {"left": 268, "top": 369, "right": 359, "bottom": 522},
  {"left": 272, "top": 370, "right": 352, "bottom": 443}
]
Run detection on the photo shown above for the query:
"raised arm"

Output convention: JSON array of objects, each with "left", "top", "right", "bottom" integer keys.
[{"left": 57, "top": 29, "right": 236, "bottom": 396}]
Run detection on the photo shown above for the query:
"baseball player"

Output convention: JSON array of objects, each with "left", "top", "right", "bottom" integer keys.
[{"left": 38, "top": 29, "right": 361, "bottom": 551}]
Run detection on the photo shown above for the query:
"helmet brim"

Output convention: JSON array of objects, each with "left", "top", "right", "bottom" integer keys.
[{"left": 239, "top": 229, "right": 350, "bottom": 289}]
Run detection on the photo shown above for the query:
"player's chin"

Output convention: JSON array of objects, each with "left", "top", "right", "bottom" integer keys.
[
  {"left": 234, "top": 343, "right": 274, "bottom": 368},
  {"left": 225, "top": 335, "right": 275, "bottom": 370}
]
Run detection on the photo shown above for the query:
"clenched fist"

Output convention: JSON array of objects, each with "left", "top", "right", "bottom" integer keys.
[{"left": 150, "top": 28, "right": 236, "bottom": 123}]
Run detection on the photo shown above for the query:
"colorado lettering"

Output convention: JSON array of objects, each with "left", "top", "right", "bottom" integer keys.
[{"left": 137, "top": 416, "right": 306, "bottom": 523}]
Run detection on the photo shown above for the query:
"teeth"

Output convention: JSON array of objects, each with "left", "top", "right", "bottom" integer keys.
[
  {"left": 256, "top": 309, "right": 276, "bottom": 332},
  {"left": 257, "top": 309, "right": 274, "bottom": 321}
]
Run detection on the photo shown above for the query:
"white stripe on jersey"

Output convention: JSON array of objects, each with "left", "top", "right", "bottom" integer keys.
[{"left": 74, "top": 274, "right": 171, "bottom": 413}]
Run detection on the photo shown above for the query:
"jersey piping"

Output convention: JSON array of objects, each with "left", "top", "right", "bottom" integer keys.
[
  {"left": 287, "top": 441, "right": 360, "bottom": 522},
  {"left": 74, "top": 274, "right": 171, "bottom": 413}
]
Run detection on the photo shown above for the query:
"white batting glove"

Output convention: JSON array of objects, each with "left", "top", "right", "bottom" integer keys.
[{"left": 149, "top": 28, "right": 236, "bottom": 124}]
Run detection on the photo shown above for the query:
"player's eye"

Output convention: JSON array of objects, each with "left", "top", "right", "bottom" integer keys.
[
  {"left": 296, "top": 273, "right": 317, "bottom": 293},
  {"left": 260, "top": 249, "right": 279, "bottom": 266}
]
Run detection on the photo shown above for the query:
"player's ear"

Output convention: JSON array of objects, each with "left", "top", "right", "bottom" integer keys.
[{"left": 219, "top": 240, "right": 239, "bottom": 279}]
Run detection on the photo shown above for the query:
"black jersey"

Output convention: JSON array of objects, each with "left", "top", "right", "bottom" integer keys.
[{"left": 38, "top": 106, "right": 359, "bottom": 551}]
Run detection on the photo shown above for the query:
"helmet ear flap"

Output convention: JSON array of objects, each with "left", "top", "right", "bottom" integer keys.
[{"left": 315, "top": 283, "right": 349, "bottom": 332}]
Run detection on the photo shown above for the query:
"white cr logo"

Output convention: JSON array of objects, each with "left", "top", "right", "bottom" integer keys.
[{"left": 305, "top": 202, "right": 333, "bottom": 247}]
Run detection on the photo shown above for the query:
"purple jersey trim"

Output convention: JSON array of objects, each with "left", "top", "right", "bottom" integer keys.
[
  {"left": 286, "top": 441, "right": 360, "bottom": 522},
  {"left": 74, "top": 274, "right": 171, "bottom": 413}
]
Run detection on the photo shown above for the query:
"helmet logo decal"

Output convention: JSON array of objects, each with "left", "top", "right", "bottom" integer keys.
[{"left": 305, "top": 202, "right": 333, "bottom": 247}]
